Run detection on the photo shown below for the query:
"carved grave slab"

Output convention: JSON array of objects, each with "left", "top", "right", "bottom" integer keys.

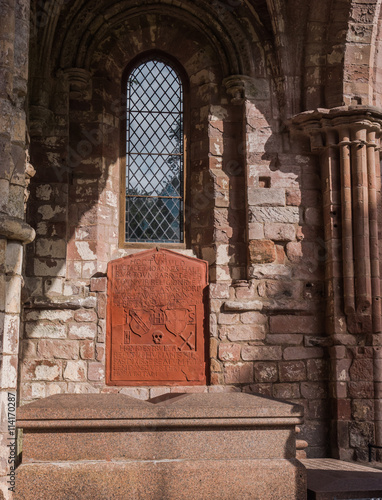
[{"left": 106, "top": 249, "right": 208, "bottom": 385}]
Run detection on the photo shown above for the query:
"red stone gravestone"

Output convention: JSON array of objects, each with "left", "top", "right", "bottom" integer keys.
[{"left": 106, "top": 249, "right": 208, "bottom": 385}]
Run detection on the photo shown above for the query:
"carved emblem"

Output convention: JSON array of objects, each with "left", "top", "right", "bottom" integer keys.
[
  {"left": 179, "top": 331, "right": 195, "bottom": 351},
  {"left": 152, "top": 331, "right": 163, "bottom": 344},
  {"left": 129, "top": 310, "right": 151, "bottom": 337},
  {"left": 165, "top": 309, "right": 188, "bottom": 335}
]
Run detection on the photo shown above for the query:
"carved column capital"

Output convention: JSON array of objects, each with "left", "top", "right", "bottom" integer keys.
[
  {"left": 290, "top": 106, "right": 382, "bottom": 151},
  {"left": 223, "top": 75, "right": 257, "bottom": 104},
  {"left": 63, "top": 68, "right": 91, "bottom": 99}
]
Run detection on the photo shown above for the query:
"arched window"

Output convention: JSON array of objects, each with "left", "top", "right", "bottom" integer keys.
[{"left": 123, "top": 57, "right": 184, "bottom": 244}]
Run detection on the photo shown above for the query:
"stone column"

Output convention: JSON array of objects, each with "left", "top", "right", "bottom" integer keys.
[
  {"left": 0, "top": 0, "right": 34, "bottom": 497},
  {"left": 223, "top": 75, "right": 260, "bottom": 281},
  {"left": 292, "top": 106, "right": 382, "bottom": 461}
]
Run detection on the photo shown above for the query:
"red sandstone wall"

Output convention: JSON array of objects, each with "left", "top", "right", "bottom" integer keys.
[{"left": 18, "top": 0, "right": 382, "bottom": 463}]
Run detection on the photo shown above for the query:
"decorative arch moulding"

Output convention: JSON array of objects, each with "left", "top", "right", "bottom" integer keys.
[{"left": 45, "top": 1, "right": 260, "bottom": 78}]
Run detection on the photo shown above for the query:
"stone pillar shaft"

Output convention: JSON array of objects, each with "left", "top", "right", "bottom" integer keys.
[
  {"left": 0, "top": 0, "right": 34, "bottom": 497},
  {"left": 339, "top": 129, "right": 355, "bottom": 317}
]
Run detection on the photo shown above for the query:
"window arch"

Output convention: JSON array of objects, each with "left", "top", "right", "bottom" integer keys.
[{"left": 122, "top": 56, "right": 185, "bottom": 245}]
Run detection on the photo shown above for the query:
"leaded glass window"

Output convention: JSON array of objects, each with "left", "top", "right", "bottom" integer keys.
[{"left": 125, "top": 59, "right": 184, "bottom": 243}]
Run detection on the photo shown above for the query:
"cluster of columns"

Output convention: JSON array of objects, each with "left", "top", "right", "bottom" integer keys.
[{"left": 293, "top": 106, "right": 382, "bottom": 460}]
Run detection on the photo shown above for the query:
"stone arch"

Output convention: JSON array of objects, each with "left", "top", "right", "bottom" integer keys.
[
  {"left": 27, "top": 0, "right": 282, "bottom": 284},
  {"left": 60, "top": 8, "right": 247, "bottom": 278},
  {"left": 35, "top": 0, "right": 268, "bottom": 78}
]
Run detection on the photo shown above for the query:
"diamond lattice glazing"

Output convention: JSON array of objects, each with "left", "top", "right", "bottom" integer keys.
[{"left": 125, "top": 59, "right": 184, "bottom": 243}]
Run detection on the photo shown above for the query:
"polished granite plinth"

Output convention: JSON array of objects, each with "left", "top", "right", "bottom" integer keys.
[{"left": 15, "top": 393, "right": 306, "bottom": 500}]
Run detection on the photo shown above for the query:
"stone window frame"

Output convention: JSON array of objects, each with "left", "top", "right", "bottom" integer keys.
[{"left": 119, "top": 50, "right": 190, "bottom": 250}]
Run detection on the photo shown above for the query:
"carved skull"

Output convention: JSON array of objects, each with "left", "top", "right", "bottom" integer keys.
[{"left": 153, "top": 331, "right": 163, "bottom": 344}]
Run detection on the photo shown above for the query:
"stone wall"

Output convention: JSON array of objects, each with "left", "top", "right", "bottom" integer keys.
[
  {"left": 2, "top": 0, "right": 382, "bottom": 477},
  {"left": 0, "top": 0, "right": 34, "bottom": 497},
  {"left": 21, "top": 4, "right": 329, "bottom": 456}
]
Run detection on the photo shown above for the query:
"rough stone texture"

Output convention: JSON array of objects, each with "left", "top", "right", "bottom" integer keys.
[
  {"left": 0, "top": 0, "right": 33, "bottom": 496},
  {"left": 1, "top": 0, "right": 382, "bottom": 484}
]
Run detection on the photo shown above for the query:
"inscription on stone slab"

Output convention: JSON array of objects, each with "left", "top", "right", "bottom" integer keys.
[{"left": 106, "top": 249, "right": 208, "bottom": 385}]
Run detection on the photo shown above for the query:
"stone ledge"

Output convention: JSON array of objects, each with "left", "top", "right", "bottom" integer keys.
[
  {"left": 224, "top": 299, "right": 318, "bottom": 313},
  {"left": 17, "top": 393, "right": 304, "bottom": 422},
  {"left": 24, "top": 295, "right": 96, "bottom": 310}
]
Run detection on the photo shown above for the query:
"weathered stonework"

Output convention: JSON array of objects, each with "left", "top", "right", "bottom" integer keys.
[{"left": 1, "top": 2, "right": 382, "bottom": 496}]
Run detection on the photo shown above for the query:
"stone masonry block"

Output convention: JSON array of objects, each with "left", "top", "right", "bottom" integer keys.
[
  {"left": 68, "top": 323, "right": 97, "bottom": 340},
  {"left": 225, "top": 325, "right": 266, "bottom": 342},
  {"left": 242, "top": 346, "right": 282, "bottom": 361},
  {"left": 264, "top": 223, "right": 296, "bottom": 242},
  {"left": 63, "top": 361, "right": 87, "bottom": 382},
  {"left": 267, "top": 334, "right": 304, "bottom": 345},
  {"left": 209, "top": 283, "right": 230, "bottom": 300},
  {"left": 307, "top": 359, "right": 329, "bottom": 381},
  {"left": 2, "top": 314, "right": 19, "bottom": 355},
  {"left": 0, "top": 355, "right": 17, "bottom": 389},
  {"left": 87, "top": 362, "right": 105, "bottom": 382},
  {"left": 224, "top": 362, "right": 254, "bottom": 384},
  {"left": 90, "top": 277, "right": 107, "bottom": 292},
  {"left": 25, "top": 323, "right": 66, "bottom": 339},
  {"left": 217, "top": 313, "right": 239, "bottom": 325},
  {"left": 273, "top": 383, "right": 300, "bottom": 399},
  {"left": 35, "top": 239, "right": 66, "bottom": 259},
  {"left": 80, "top": 340, "right": 95, "bottom": 360},
  {"left": 279, "top": 361, "right": 306, "bottom": 382},
  {"left": 21, "top": 360, "right": 62, "bottom": 382},
  {"left": 270, "top": 316, "right": 323, "bottom": 334},
  {"left": 300, "top": 382, "right": 327, "bottom": 399},
  {"left": 349, "top": 359, "right": 374, "bottom": 382},
  {"left": 248, "top": 223, "right": 264, "bottom": 240},
  {"left": 249, "top": 240, "right": 276, "bottom": 264},
  {"left": 254, "top": 362, "right": 278, "bottom": 383},
  {"left": 74, "top": 309, "right": 97, "bottom": 322},
  {"left": 218, "top": 344, "right": 241, "bottom": 362},
  {"left": 283, "top": 347, "right": 324, "bottom": 360},
  {"left": 37, "top": 340, "right": 79, "bottom": 360},
  {"left": 249, "top": 207, "right": 300, "bottom": 224},
  {"left": 248, "top": 188, "right": 285, "bottom": 206}
]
